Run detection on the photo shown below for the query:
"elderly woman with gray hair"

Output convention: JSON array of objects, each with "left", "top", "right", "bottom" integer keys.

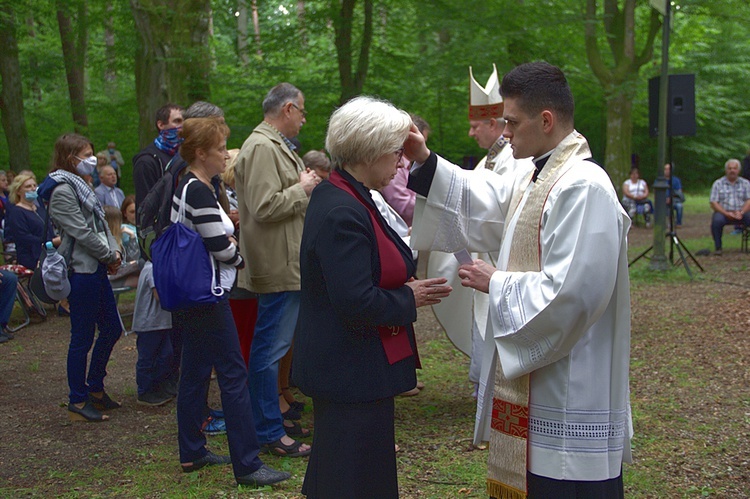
[{"left": 292, "top": 96, "right": 451, "bottom": 498}]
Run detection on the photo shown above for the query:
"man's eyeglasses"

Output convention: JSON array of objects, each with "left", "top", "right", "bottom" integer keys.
[{"left": 291, "top": 103, "right": 307, "bottom": 118}]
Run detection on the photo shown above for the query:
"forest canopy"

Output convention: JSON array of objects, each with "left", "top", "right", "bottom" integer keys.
[{"left": 1, "top": 0, "right": 749, "bottom": 192}]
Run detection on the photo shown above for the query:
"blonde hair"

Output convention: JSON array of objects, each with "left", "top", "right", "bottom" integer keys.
[
  {"left": 9, "top": 173, "right": 36, "bottom": 205},
  {"left": 325, "top": 96, "right": 411, "bottom": 169},
  {"left": 221, "top": 149, "right": 240, "bottom": 187},
  {"left": 103, "top": 205, "right": 123, "bottom": 249}
]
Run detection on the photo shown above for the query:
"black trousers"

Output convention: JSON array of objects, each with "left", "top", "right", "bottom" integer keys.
[{"left": 525, "top": 470, "right": 624, "bottom": 499}]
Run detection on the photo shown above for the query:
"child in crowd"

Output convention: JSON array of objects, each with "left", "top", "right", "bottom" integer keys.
[
  {"left": 103, "top": 205, "right": 139, "bottom": 289},
  {"left": 132, "top": 261, "right": 175, "bottom": 407}
]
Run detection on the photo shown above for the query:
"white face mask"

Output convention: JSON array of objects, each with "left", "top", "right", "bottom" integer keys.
[{"left": 75, "top": 156, "right": 97, "bottom": 176}]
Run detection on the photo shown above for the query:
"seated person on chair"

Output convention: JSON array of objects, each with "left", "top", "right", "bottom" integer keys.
[
  {"left": 664, "top": 163, "right": 685, "bottom": 227},
  {"left": 622, "top": 167, "right": 654, "bottom": 226},
  {"left": 0, "top": 269, "right": 18, "bottom": 343},
  {"left": 4, "top": 173, "right": 60, "bottom": 269},
  {"left": 709, "top": 158, "right": 750, "bottom": 255}
]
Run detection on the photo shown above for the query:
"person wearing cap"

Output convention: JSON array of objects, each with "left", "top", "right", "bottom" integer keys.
[
  {"left": 425, "top": 65, "right": 533, "bottom": 395},
  {"left": 407, "top": 61, "right": 631, "bottom": 497},
  {"left": 38, "top": 133, "right": 124, "bottom": 423}
]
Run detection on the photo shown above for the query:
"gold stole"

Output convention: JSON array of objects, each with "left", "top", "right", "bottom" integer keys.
[{"left": 486, "top": 132, "right": 591, "bottom": 499}]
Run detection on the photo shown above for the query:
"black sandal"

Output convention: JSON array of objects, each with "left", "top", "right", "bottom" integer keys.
[
  {"left": 262, "top": 438, "right": 311, "bottom": 457},
  {"left": 283, "top": 421, "right": 311, "bottom": 438},
  {"left": 89, "top": 391, "right": 122, "bottom": 411},
  {"left": 68, "top": 401, "right": 109, "bottom": 422}
]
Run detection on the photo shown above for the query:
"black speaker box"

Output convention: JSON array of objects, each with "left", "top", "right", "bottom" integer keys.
[{"left": 648, "top": 74, "right": 696, "bottom": 137}]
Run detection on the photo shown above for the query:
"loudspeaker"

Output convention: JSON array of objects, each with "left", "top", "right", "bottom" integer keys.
[{"left": 648, "top": 74, "right": 696, "bottom": 137}]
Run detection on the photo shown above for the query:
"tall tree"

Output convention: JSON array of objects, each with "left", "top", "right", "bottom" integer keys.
[
  {"left": 0, "top": 0, "right": 31, "bottom": 171},
  {"left": 585, "top": 0, "right": 661, "bottom": 186},
  {"left": 237, "top": 0, "right": 249, "bottom": 66},
  {"left": 104, "top": 0, "right": 116, "bottom": 84},
  {"left": 56, "top": 0, "right": 89, "bottom": 133},
  {"left": 130, "top": 0, "right": 212, "bottom": 147},
  {"left": 251, "top": 0, "right": 262, "bottom": 57},
  {"left": 333, "top": 0, "right": 373, "bottom": 104}
]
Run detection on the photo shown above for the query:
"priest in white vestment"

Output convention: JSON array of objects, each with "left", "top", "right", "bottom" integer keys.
[
  {"left": 407, "top": 62, "right": 632, "bottom": 498},
  {"left": 427, "top": 65, "right": 533, "bottom": 390}
]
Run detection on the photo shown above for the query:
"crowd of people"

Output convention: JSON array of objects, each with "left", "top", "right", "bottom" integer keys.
[{"left": 1, "top": 59, "right": 749, "bottom": 498}]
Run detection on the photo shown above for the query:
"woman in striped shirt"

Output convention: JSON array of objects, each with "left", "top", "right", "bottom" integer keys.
[{"left": 171, "top": 117, "right": 289, "bottom": 488}]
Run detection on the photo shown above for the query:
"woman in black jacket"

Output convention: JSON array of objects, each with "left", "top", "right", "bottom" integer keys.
[{"left": 292, "top": 97, "right": 452, "bottom": 498}]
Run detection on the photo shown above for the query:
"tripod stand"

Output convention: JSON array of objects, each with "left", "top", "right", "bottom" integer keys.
[{"left": 628, "top": 162, "right": 703, "bottom": 277}]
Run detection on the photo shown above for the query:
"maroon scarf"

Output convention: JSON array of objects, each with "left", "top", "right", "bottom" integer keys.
[{"left": 328, "top": 170, "right": 415, "bottom": 365}]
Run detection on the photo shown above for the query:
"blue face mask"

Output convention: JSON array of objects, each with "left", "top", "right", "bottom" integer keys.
[{"left": 25, "top": 190, "right": 39, "bottom": 201}]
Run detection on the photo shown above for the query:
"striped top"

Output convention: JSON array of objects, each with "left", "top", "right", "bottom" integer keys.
[{"left": 171, "top": 172, "right": 243, "bottom": 268}]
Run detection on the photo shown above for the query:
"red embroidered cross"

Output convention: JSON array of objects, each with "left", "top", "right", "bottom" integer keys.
[{"left": 491, "top": 398, "right": 529, "bottom": 439}]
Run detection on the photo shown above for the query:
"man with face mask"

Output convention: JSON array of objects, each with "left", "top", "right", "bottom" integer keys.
[{"left": 132, "top": 104, "right": 185, "bottom": 210}]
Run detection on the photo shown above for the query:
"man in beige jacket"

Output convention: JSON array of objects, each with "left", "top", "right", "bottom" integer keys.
[{"left": 234, "top": 82, "right": 317, "bottom": 456}]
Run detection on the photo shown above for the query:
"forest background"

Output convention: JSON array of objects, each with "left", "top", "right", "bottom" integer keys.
[{"left": 1, "top": 0, "right": 749, "bottom": 193}]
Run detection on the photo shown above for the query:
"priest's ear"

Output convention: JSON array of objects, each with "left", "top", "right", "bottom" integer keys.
[{"left": 541, "top": 109, "right": 554, "bottom": 134}]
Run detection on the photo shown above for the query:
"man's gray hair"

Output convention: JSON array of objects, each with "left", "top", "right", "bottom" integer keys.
[
  {"left": 325, "top": 96, "right": 411, "bottom": 170},
  {"left": 725, "top": 158, "right": 741, "bottom": 170},
  {"left": 184, "top": 101, "right": 224, "bottom": 119},
  {"left": 262, "top": 83, "right": 302, "bottom": 116}
]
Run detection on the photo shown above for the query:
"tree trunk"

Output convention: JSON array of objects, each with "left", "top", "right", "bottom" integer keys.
[
  {"left": 131, "top": 0, "right": 170, "bottom": 147},
  {"left": 297, "top": 0, "right": 307, "bottom": 49},
  {"left": 605, "top": 89, "right": 634, "bottom": 190},
  {"left": 56, "top": 0, "right": 89, "bottom": 133},
  {"left": 237, "top": 0, "right": 249, "bottom": 66},
  {"left": 585, "top": 0, "right": 660, "bottom": 187},
  {"left": 0, "top": 0, "right": 31, "bottom": 172},
  {"left": 104, "top": 0, "right": 116, "bottom": 84},
  {"left": 251, "top": 0, "right": 262, "bottom": 57},
  {"left": 129, "top": 0, "right": 212, "bottom": 147},
  {"left": 334, "top": 0, "right": 373, "bottom": 105},
  {"left": 25, "top": 15, "right": 42, "bottom": 101}
]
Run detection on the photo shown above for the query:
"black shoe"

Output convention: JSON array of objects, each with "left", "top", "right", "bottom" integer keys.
[
  {"left": 161, "top": 377, "right": 179, "bottom": 397},
  {"left": 2, "top": 327, "right": 14, "bottom": 340},
  {"left": 68, "top": 401, "right": 108, "bottom": 422},
  {"left": 89, "top": 391, "right": 122, "bottom": 411},
  {"left": 0, "top": 332, "right": 10, "bottom": 344},
  {"left": 137, "top": 390, "right": 174, "bottom": 407},
  {"left": 181, "top": 450, "right": 231, "bottom": 473},
  {"left": 236, "top": 464, "right": 291, "bottom": 487}
]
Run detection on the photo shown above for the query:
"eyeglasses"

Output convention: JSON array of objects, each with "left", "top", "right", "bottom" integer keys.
[
  {"left": 291, "top": 103, "right": 307, "bottom": 117},
  {"left": 395, "top": 148, "right": 405, "bottom": 164}
]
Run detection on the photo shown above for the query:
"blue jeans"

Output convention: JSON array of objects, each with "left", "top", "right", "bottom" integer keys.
[
  {"left": 672, "top": 201, "right": 684, "bottom": 226},
  {"left": 248, "top": 291, "right": 300, "bottom": 444},
  {"left": 67, "top": 266, "right": 122, "bottom": 404},
  {"left": 0, "top": 270, "right": 18, "bottom": 327},
  {"left": 173, "top": 298, "right": 263, "bottom": 478},
  {"left": 135, "top": 329, "right": 173, "bottom": 395}
]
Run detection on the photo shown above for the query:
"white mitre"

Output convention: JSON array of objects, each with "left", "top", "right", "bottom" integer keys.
[{"left": 469, "top": 64, "right": 503, "bottom": 120}]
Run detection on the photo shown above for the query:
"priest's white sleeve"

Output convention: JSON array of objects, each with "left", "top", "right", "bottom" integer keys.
[
  {"left": 488, "top": 177, "right": 628, "bottom": 380},
  {"left": 410, "top": 155, "right": 525, "bottom": 254}
]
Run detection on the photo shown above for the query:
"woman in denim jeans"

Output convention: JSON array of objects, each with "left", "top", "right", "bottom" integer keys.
[{"left": 38, "top": 133, "right": 123, "bottom": 422}]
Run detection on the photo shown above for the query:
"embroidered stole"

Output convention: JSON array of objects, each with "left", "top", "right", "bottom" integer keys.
[
  {"left": 328, "top": 170, "right": 415, "bottom": 365},
  {"left": 487, "top": 132, "right": 591, "bottom": 499}
]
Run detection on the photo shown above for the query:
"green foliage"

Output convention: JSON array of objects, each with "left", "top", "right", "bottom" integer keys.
[{"left": 1, "top": 0, "right": 749, "bottom": 191}]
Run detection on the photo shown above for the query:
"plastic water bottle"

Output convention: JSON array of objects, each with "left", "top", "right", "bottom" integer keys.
[{"left": 45, "top": 241, "right": 55, "bottom": 255}]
